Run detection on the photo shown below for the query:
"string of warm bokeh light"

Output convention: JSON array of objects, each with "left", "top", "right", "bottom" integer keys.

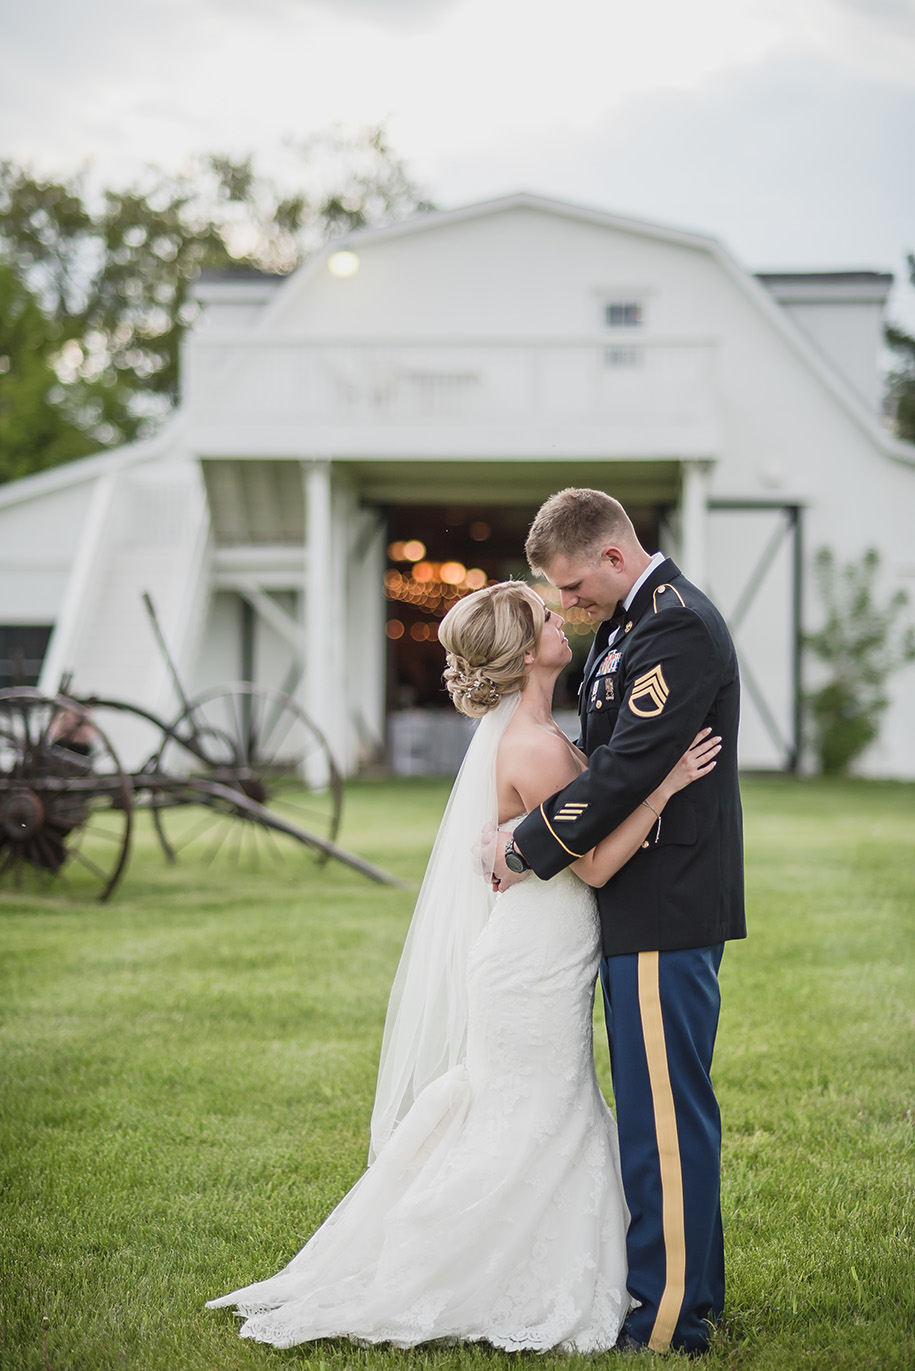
[
  {"left": 384, "top": 536, "right": 595, "bottom": 639},
  {"left": 383, "top": 564, "right": 595, "bottom": 640},
  {"left": 384, "top": 568, "right": 481, "bottom": 613}
]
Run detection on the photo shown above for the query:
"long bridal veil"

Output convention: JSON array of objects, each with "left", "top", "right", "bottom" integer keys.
[{"left": 369, "top": 691, "right": 520, "bottom": 1162}]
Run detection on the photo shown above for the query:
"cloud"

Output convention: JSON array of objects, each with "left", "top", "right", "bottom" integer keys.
[
  {"left": 829, "top": 0, "right": 915, "bottom": 28},
  {"left": 306, "top": 0, "right": 462, "bottom": 33},
  {"left": 415, "top": 48, "right": 911, "bottom": 255},
  {"left": 793, "top": 0, "right": 915, "bottom": 81}
]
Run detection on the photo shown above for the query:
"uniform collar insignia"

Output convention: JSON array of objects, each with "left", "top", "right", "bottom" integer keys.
[{"left": 624, "top": 558, "right": 680, "bottom": 628}]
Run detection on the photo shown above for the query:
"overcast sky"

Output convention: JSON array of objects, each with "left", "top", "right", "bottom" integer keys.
[{"left": 2, "top": 0, "right": 914, "bottom": 327}]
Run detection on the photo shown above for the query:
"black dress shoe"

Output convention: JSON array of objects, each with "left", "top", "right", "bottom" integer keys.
[
  {"left": 615, "top": 1329, "right": 651, "bottom": 1354},
  {"left": 616, "top": 1329, "right": 709, "bottom": 1358}
]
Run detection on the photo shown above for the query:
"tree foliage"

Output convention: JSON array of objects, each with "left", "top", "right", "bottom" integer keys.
[
  {"left": 0, "top": 264, "right": 98, "bottom": 480},
  {"left": 804, "top": 546, "right": 915, "bottom": 775},
  {"left": 0, "top": 128, "right": 432, "bottom": 483},
  {"left": 885, "top": 251, "right": 915, "bottom": 442}
]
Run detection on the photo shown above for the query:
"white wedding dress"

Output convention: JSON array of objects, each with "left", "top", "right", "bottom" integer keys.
[{"left": 207, "top": 820, "right": 630, "bottom": 1352}]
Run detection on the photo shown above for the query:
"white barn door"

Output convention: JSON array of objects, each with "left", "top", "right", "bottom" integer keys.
[{"left": 706, "top": 503, "right": 802, "bottom": 772}]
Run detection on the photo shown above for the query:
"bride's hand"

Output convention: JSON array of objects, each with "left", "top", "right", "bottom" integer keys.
[{"left": 664, "top": 728, "right": 721, "bottom": 796}]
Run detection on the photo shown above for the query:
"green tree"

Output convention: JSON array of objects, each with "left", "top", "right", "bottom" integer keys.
[
  {"left": 0, "top": 126, "right": 432, "bottom": 481},
  {"left": 0, "top": 264, "right": 99, "bottom": 481},
  {"left": 885, "top": 251, "right": 915, "bottom": 441},
  {"left": 804, "top": 546, "right": 915, "bottom": 775}
]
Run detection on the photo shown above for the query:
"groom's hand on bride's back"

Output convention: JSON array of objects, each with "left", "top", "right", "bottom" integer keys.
[
  {"left": 474, "top": 820, "right": 528, "bottom": 892},
  {"left": 489, "top": 830, "right": 530, "bottom": 893},
  {"left": 474, "top": 820, "right": 498, "bottom": 881}
]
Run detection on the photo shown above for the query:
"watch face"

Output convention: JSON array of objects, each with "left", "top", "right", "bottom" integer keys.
[{"left": 505, "top": 843, "right": 526, "bottom": 873}]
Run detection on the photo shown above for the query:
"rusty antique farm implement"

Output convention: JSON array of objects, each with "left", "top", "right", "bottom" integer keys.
[{"left": 0, "top": 596, "right": 401, "bottom": 899}]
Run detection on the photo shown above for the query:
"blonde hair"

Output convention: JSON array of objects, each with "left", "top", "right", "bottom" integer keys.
[
  {"left": 525, "top": 487, "right": 639, "bottom": 575},
  {"left": 439, "top": 581, "right": 546, "bottom": 718}
]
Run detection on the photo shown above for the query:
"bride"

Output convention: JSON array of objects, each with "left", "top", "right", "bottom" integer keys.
[{"left": 207, "top": 581, "right": 720, "bottom": 1352}]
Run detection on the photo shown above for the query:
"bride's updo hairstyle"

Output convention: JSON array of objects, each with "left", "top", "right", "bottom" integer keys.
[{"left": 439, "top": 581, "right": 546, "bottom": 718}]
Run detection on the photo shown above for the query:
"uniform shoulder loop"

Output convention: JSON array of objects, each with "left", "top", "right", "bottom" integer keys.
[{"left": 652, "top": 583, "right": 686, "bottom": 613}]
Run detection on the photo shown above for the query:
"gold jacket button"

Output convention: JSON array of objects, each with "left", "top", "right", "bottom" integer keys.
[
  {"left": 624, "top": 620, "right": 633, "bottom": 632},
  {"left": 595, "top": 700, "right": 602, "bottom": 709},
  {"left": 640, "top": 839, "right": 649, "bottom": 849}
]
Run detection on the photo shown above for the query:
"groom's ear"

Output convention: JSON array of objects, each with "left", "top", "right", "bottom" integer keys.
[{"left": 600, "top": 545, "right": 624, "bottom": 568}]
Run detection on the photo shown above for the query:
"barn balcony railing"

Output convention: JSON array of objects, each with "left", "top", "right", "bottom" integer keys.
[{"left": 183, "top": 336, "right": 718, "bottom": 437}]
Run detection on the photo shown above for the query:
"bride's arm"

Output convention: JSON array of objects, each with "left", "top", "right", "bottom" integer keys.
[
  {"left": 570, "top": 730, "right": 720, "bottom": 887},
  {"left": 503, "top": 729, "right": 719, "bottom": 890}
]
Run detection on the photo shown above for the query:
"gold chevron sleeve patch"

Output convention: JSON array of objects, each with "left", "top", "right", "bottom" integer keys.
[
  {"left": 539, "top": 803, "right": 585, "bottom": 858},
  {"left": 629, "top": 664, "right": 670, "bottom": 718},
  {"left": 554, "top": 802, "right": 588, "bottom": 823}
]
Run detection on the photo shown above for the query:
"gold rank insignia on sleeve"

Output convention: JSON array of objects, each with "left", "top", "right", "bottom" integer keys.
[
  {"left": 629, "top": 664, "right": 670, "bottom": 717},
  {"left": 554, "top": 802, "right": 588, "bottom": 823}
]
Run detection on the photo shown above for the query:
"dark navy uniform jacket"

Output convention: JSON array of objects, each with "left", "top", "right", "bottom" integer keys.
[{"left": 514, "top": 558, "right": 746, "bottom": 957}]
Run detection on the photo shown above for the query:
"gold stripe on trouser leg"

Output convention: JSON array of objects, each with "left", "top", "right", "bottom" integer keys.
[{"left": 637, "top": 951, "right": 687, "bottom": 1352}]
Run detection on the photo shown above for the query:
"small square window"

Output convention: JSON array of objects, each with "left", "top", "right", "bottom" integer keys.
[{"left": 605, "top": 301, "right": 643, "bottom": 328}]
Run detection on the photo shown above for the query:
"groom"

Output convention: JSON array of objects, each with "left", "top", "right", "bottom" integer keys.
[{"left": 491, "top": 488, "right": 745, "bottom": 1356}]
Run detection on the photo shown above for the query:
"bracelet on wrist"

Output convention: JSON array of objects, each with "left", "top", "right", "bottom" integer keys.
[{"left": 640, "top": 798, "right": 662, "bottom": 845}]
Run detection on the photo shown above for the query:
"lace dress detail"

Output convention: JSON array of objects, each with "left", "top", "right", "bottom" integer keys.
[{"left": 207, "top": 820, "right": 630, "bottom": 1352}]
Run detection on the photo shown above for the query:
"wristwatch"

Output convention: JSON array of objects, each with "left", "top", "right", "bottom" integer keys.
[{"left": 504, "top": 836, "right": 531, "bottom": 874}]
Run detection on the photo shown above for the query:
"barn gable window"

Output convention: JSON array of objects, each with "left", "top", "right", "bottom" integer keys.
[{"left": 604, "top": 301, "right": 643, "bottom": 328}]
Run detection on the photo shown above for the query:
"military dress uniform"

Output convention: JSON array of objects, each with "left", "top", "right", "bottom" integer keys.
[{"left": 513, "top": 557, "right": 746, "bottom": 1355}]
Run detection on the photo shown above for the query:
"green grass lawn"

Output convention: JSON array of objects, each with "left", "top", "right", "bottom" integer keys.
[{"left": 1, "top": 775, "right": 913, "bottom": 1370}]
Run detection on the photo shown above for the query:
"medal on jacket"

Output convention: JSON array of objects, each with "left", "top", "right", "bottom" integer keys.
[
  {"left": 591, "top": 675, "right": 615, "bottom": 707},
  {"left": 596, "top": 648, "right": 622, "bottom": 677}
]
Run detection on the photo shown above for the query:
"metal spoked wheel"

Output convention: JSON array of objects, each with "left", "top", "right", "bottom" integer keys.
[
  {"left": 0, "top": 689, "right": 133, "bottom": 901},
  {"left": 147, "top": 683, "right": 344, "bottom": 871}
]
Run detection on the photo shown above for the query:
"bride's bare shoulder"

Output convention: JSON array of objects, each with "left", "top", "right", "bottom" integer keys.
[
  {"left": 500, "top": 713, "right": 557, "bottom": 751},
  {"left": 498, "top": 715, "right": 582, "bottom": 809}
]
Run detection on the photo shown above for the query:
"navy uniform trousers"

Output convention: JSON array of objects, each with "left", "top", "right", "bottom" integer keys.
[{"left": 601, "top": 944, "right": 725, "bottom": 1353}]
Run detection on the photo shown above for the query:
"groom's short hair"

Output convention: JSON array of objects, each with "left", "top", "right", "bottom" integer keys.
[{"left": 525, "top": 488, "right": 637, "bottom": 575}]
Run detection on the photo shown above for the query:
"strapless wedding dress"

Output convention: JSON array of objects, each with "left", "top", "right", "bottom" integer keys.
[{"left": 207, "top": 821, "right": 629, "bottom": 1352}]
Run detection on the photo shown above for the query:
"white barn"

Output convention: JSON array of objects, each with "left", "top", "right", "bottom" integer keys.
[{"left": 2, "top": 192, "right": 914, "bottom": 777}]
